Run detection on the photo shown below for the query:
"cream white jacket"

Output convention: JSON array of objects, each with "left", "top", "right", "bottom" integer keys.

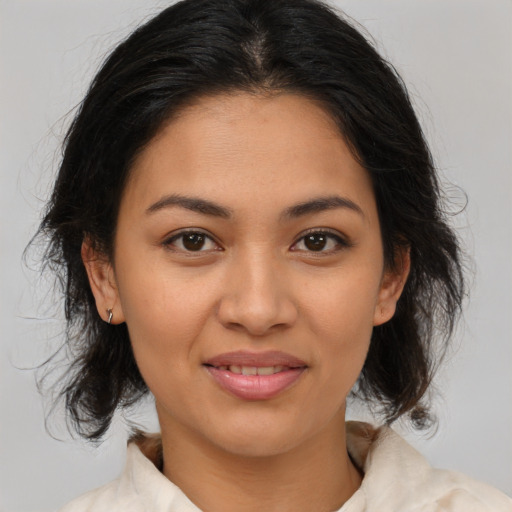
[{"left": 59, "top": 422, "right": 512, "bottom": 511}]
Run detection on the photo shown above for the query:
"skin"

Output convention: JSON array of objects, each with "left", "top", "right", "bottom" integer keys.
[{"left": 83, "top": 93, "right": 409, "bottom": 512}]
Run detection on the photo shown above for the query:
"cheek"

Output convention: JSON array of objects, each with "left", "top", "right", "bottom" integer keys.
[
  {"left": 114, "top": 260, "right": 215, "bottom": 376},
  {"left": 300, "top": 268, "right": 381, "bottom": 387},
  {"left": 302, "top": 269, "right": 381, "bottom": 339},
  {"left": 118, "top": 283, "right": 210, "bottom": 412}
]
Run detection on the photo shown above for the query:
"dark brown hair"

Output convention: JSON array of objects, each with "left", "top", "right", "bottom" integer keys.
[{"left": 37, "top": 0, "right": 464, "bottom": 440}]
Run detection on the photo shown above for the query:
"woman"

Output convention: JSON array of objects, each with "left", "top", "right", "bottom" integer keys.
[{"left": 34, "top": 0, "right": 511, "bottom": 510}]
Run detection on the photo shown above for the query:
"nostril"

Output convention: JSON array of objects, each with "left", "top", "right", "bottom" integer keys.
[{"left": 215, "top": 267, "right": 299, "bottom": 335}]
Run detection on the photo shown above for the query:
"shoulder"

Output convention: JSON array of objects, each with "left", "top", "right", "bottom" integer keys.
[
  {"left": 57, "top": 443, "right": 148, "bottom": 512},
  {"left": 58, "top": 438, "right": 200, "bottom": 512},
  {"left": 58, "top": 479, "right": 135, "bottom": 512},
  {"left": 345, "top": 421, "right": 512, "bottom": 512}
]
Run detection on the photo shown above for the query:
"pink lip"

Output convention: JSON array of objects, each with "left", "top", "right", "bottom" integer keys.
[
  {"left": 204, "top": 350, "right": 307, "bottom": 368},
  {"left": 204, "top": 351, "right": 307, "bottom": 401}
]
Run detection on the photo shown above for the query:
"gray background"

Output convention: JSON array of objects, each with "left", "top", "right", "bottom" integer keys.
[{"left": 1, "top": 1, "right": 511, "bottom": 510}]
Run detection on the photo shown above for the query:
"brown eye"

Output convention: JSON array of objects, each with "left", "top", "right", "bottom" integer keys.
[
  {"left": 164, "top": 231, "right": 219, "bottom": 252},
  {"left": 291, "top": 231, "right": 348, "bottom": 253},
  {"left": 182, "top": 233, "right": 206, "bottom": 251},
  {"left": 304, "top": 233, "right": 328, "bottom": 251}
]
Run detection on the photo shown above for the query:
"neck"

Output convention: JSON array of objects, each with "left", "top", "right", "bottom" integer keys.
[{"left": 158, "top": 413, "right": 362, "bottom": 512}]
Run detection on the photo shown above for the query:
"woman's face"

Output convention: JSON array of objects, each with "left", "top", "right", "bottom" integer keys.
[{"left": 85, "top": 93, "right": 407, "bottom": 457}]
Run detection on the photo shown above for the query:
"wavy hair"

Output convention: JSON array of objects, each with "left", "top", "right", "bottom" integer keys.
[{"left": 36, "top": 0, "right": 465, "bottom": 440}]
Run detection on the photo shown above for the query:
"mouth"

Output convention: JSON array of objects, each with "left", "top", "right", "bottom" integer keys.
[
  {"left": 209, "top": 364, "right": 290, "bottom": 376},
  {"left": 203, "top": 351, "right": 308, "bottom": 400}
]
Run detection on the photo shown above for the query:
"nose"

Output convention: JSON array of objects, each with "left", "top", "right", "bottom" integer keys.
[{"left": 216, "top": 250, "right": 298, "bottom": 336}]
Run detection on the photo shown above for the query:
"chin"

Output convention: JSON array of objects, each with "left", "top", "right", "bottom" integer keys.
[{"left": 197, "top": 412, "right": 317, "bottom": 459}]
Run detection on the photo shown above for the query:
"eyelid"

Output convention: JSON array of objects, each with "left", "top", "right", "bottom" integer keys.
[
  {"left": 162, "top": 228, "right": 223, "bottom": 252},
  {"left": 290, "top": 228, "right": 353, "bottom": 252},
  {"left": 160, "top": 227, "right": 351, "bottom": 254}
]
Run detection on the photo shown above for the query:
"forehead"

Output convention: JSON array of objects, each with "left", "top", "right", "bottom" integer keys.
[
  {"left": 123, "top": 92, "right": 377, "bottom": 224},
  {"left": 134, "top": 92, "right": 344, "bottom": 170}
]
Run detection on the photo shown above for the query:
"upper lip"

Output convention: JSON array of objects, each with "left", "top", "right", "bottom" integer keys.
[{"left": 204, "top": 350, "right": 307, "bottom": 368}]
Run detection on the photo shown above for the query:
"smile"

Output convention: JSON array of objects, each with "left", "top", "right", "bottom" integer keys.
[
  {"left": 204, "top": 351, "right": 307, "bottom": 400},
  {"left": 216, "top": 365, "right": 286, "bottom": 375}
]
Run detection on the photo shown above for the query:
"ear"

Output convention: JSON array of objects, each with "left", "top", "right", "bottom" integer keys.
[
  {"left": 81, "top": 239, "right": 125, "bottom": 325},
  {"left": 373, "top": 247, "right": 410, "bottom": 326}
]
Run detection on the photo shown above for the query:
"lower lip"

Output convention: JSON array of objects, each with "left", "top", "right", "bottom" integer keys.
[{"left": 205, "top": 366, "right": 306, "bottom": 400}]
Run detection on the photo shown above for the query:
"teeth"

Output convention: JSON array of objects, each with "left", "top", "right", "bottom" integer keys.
[
  {"left": 256, "top": 366, "right": 275, "bottom": 376},
  {"left": 224, "top": 365, "right": 286, "bottom": 375},
  {"left": 257, "top": 365, "right": 285, "bottom": 375}
]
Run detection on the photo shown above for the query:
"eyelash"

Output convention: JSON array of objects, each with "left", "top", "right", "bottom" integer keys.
[
  {"left": 162, "top": 229, "right": 351, "bottom": 254},
  {"left": 163, "top": 230, "right": 221, "bottom": 253},
  {"left": 290, "top": 229, "right": 352, "bottom": 254}
]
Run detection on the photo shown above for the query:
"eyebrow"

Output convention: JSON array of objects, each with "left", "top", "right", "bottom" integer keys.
[
  {"left": 146, "top": 193, "right": 364, "bottom": 220},
  {"left": 146, "top": 194, "right": 233, "bottom": 218},
  {"left": 281, "top": 195, "right": 364, "bottom": 220}
]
